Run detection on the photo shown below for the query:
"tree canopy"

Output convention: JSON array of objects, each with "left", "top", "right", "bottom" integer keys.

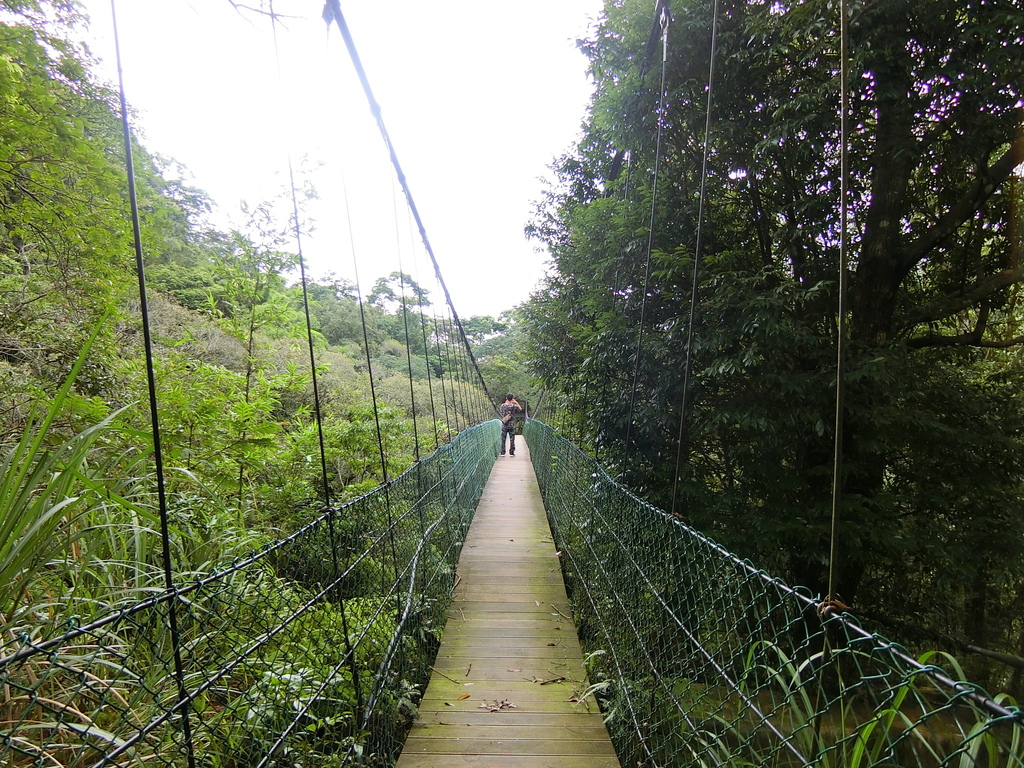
[
  {"left": 523, "top": 0, "right": 1024, "bottom": 694},
  {"left": 0, "top": 2, "right": 497, "bottom": 527}
]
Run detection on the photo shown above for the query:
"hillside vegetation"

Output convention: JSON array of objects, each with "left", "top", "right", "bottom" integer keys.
[{"left": 0, "top": 0, "right": 530, "bottom": 619}]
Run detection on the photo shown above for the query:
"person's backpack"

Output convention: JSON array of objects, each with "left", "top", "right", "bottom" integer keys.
[{"left": 501, "top": 411, "right": 513, "bottom": 425}]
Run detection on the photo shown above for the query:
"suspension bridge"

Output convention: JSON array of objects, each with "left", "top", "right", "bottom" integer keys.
[
  {"left": 2, "top": 420, "right": 1023, "bottom": 766},
  {"left": 2, "top": 0, "right": 1024, "bottom": 766}
]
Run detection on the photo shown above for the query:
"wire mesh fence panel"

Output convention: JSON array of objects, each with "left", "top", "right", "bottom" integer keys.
[
  {"left": 524, "top": 419, "right": 1024, "bottom": 768},
  {"left": 0, "top": 420, "right": 500, "bottom": 768}
]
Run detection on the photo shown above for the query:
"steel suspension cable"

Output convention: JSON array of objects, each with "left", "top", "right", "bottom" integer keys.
[
  {"left": 433, "top": 293, "right": 462, "bottom": 433},
  {"left": 454, "top": 320, "right": 476, "bottom": 420},
  {"left": 286, "top": 163, "right": 335, "bottom": 496},
  {"left": 340, "top": 169, "right": 391, "bottom": 486},
  {"left": 670, "top": 0, "right": 720, "bottom": 517},
  {"left": 339, "top": 164, "right": 402, "bottom": 624},
  {"left": 268, "top": 5, "right": 333, "bottom": 507},
  {"left": 623, "top": 1, "right": 671, "bottom": 471},
  {"left": 266, "top": 6, "right": 367, "bottom": 731},
  {"left": 441, "top": 310, "right": 466, "bottom": 431},
  {"left": 409, "top": 211, "right": 440, "bottom": 451},
  {"left": 109, "top": 3, "right": 196, "bottom": 765},
  {"left": 430, "top": 304, "right": 454, "bottom": 440},
  {"left": 390, "top": 177, "right": 421, "bottom": 460},
  {"left": 453, "top": 327, "right": 469, "bottom": 424},
  {"left": 442, "top": 311, "right": 462, "bottom": 428},
  {"left": 827, "top": 0, "right": 851, "bottom": 604},
  {"left": 323, "top": 0, "right": 497, "bottom": 414},
  {"left": 425, "top": 298, "right": 452, "bottom": 438},
  {"left": 810, "top": 11, "right": 853, "bottom": 755}
]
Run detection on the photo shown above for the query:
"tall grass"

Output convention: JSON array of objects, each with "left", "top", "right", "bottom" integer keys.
[{"left": 0, "top": 320, "right": 131, "bottom": 623}]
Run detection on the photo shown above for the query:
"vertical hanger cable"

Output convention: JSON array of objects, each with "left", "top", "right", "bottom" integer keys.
[
  {"left": 670, "top": 0, "right": 719, "bottom": 516},
  {"left": 109, "top": 2, "right": 196, "bottom": 764},
  {"left": 623, "top": 0, "right": 672, "bottom": 472},
  {"left": 827, "top": 0, "right": 851, "bottom": 603}
]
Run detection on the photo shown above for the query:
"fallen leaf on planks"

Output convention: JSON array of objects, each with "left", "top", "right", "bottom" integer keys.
[{"left": 458, "top": 693, "right": 471, "bottom": 700}]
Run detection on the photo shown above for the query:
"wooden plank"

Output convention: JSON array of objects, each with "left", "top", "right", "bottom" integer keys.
[
  {"left": 447, "top": 602, "right": 570, "bottom": 615},
  {"left": 440, "top": 631, "right": 579, "bottom": 647},
  {"left": 400, "top": 738, "right": 618, "bottom": 756},
  {"left": 395, "top": 438, "right": 620, "bottom": 768},
  {"left": 455, "top": 572, "right": 565, "bottom": 581},
  {"left": 415, "top": 711, "right": 605, "bottom": 726},
  {"left": 442, "top": 619, "right": 571, "bottom": 631},
  {"left": 451, "top": 594, "right": 564, "bottom": 604},
  {"left": 433, "top": 649, "right": 584, "bottom": 664},
  {"left": 436, "top": 649, "right": 583, "bottom": 663},
  {"left": 420, "top": 677, "right": 584, "bottom": 697},
  {"left": 397, "top": 757, "right": 620, "bottom": 768},
  {"left": 432, "top": 649, "right": 583, "bottom": 663},
  {"left": 431, "top": 661, "right": 585, "bottom": 682},
  {"left": 407, "top": 724, "right": 610, "bottom": 741},
  {"left": 455, "top": 564, "right": 563, "bottom": 575},
  {"left": 454, "top": 583, "right": 566, "bottom": 593},
  {"left": 417, "top": 701, "right": 602, "bottom": 716}
]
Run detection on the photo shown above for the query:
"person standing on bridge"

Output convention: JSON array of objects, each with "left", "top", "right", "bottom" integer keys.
[{"left": 498, "top": 394, "right": 523, "bottom": 456}]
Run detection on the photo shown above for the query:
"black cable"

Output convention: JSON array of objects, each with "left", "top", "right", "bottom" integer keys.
[
  {"left": 391, "top": 179, "right": 421, "bottom": 460},
  {"left": 432, "top": 293, "right": 461, "bottom": 433},
  {"left": 286, "top": 162, "right": 334, "bottom": 500},
  {"left": 268, "top": 2, "right": 364, "bottom": 728},
  {"left": 416, "top": 292, "right": 440, "bottom": 448},
  {"left": 671, "top": 0, "right": 719, "bottom": 517},
  {"left": 828, "top": 0, "right": 851, "bottom": 603},
  {"left": 341, "top": 171, "right": 390, "bottom": 487},
  {"left": 408, "top": 210, "right": 440, "bottom": 450},
  {"left": 339, "top": 165, "right": 401, "bottom": 638},
  {"left": 623, "top": 2, "right": 671, "bottom": 472},
  {"left": 109, "top": 3, "right": 196, "bottom": 765},
  {"left": 430, "top": 305, "right": 454, "bottom": 440},
  {"left": 268, "top": 8, "right": 333, "bottom": 508},
  {"left": 440, "top": 310, "right": 464, "bottom": 432},
  {"left": 453, "top": 319, "right": 473, "bottom": 421},
  {"left": 324, "top": 0, "right": 498, "bottom": 414}
]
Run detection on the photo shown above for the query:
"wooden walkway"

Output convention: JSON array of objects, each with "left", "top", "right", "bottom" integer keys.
[{"left": 396, "top": 437, "right": 621, "bottom": 768}]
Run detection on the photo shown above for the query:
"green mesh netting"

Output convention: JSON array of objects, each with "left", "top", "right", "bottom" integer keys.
[
  {"left": 0, "top": 420, "right": 499, "bottom": 768},
  {"left": 525, "top": 419, "right": 1024, "bottom": 768}
]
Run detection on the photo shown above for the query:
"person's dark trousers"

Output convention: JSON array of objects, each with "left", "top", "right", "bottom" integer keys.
[{"left": 500, "top": 427, "right": 516, "bottom": 455}]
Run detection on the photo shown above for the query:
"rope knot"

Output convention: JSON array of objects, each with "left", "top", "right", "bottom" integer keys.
[{"left": 817, "top": 597, "right": 851, "bottom": 619}]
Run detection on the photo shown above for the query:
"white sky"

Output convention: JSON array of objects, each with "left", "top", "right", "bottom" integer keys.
[{"left": 76, "top": 0, "right": 603, "bottom": 318}]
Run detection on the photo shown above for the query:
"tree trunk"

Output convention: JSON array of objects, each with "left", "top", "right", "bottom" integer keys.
[{"left": 850, "top": 55, "right": 916, "bottom": 346}]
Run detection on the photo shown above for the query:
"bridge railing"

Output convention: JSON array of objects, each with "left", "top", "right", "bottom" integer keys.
[
  {"left": 0, "top": 420, "right": 500, "bottom": 768},
  {"left": 524, "top": 419, "right": 1024, "bottom": 768}
]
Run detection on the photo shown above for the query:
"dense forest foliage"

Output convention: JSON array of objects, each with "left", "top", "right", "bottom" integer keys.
[
  {"left": 0, "top": 0, "right": 543, "bottom": 632},
  {"left": 523, "top": 0, "right": 1024, "bottom": 695},
  {"left": 6, "top": 0, "right": 1023, "bottom": 757}
]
